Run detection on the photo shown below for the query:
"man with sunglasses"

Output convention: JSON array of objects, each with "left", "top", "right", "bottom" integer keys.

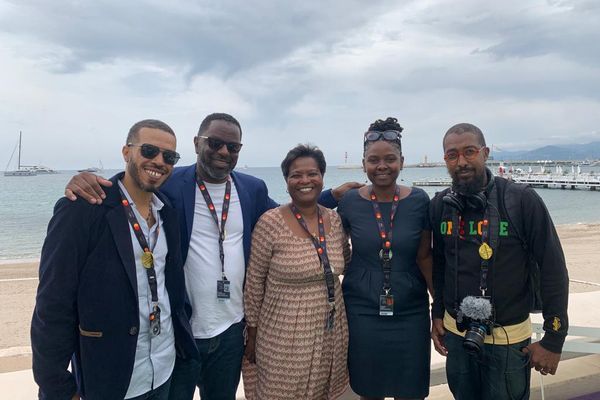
[
  {"left": 64, "top": 112, "right": 361, "bottom": 400},
  {"left": 32, "top": 120, "right": 198, "bottom": 400},
  {"left": 429, "top": 123, "right": 569, "bottom": 400}
]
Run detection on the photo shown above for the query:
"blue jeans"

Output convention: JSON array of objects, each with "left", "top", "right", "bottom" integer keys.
[
  {"left": 168, "top": 321, "right": 245, "bottom": 400},
  {"left": 128, "top": 378, "right": 171, "bottom": 400},
  {"left": 445, "top": 331, "right": 531, "bottom": 400}
]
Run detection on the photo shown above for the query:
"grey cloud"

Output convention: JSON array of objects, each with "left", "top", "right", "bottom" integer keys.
[
  {"left": 388, "top": 63, "right": 600, "bottom": 101},
  {"left": 0, "top": 0, "right": 394, "bottom": 75},
  {"left": 420, "top": 0, "right": 600, "bottom": 66}
]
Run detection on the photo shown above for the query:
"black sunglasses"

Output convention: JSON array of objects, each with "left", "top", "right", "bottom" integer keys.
[
  {"left": 198, "top": 136, "right": 243, "bottom": 153},
  {"left": 127, "top": 143, "right": 181, "bottom": 165},
  {"left": 363, "top": 130, "right": 402, "bottom": 143}
]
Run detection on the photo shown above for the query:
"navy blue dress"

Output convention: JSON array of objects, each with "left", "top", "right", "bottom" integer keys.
[{"left": 338, "top": 187, "right": 430, "bottom": 398}]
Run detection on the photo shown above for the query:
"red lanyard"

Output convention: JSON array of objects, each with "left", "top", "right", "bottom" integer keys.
[
  {"left": 119, "top": 188, "right": 161, "bottom": 335},
  {"left": 369, "top": 186, "right": 401, "bottom": 294},
  {"left": 196, "top": 176, "right": 231, "bottom": 280},
  {"left": 289, "top": 204, "right": 336, "bottom": 330}
]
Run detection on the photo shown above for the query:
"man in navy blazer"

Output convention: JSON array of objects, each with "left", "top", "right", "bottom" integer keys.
[
  {"left": 32, "top": 120, "right": 198, "bottom": 400},
  {"left": 64, "top": 113, "right": 359, "bottom": 400}
]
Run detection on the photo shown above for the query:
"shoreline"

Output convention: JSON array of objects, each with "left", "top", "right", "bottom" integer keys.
[
  {"left": 2, "top": 222, "right": 599, "bottom": 266},
  {"left": 0, "top": 258, "right": 40, "bottom": 266}
]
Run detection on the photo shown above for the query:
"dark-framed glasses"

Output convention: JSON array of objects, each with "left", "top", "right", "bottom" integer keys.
[
  {"left": 198, "top": 136, "right": 243, "bottom": 153},
  {"left": 443, "top": 146, "right": 485, "bottom": 163},
  {"left": 127, "top": 143, "right": 181, "bottom": 165},
  {"left": 363, "top": 130, "right": 402, "bottom": 144}
]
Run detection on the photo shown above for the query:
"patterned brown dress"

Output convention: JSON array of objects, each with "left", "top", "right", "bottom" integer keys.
[{"left": 243, "top": 207, "right": 350, "bottom": 400}]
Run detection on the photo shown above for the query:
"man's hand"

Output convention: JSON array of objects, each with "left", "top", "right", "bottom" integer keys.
[
  {"left": 244, "top": 326, "right": 257, "bottom": 364},
  {"left": 431, "top": 318, "right": 448, "bottom": 356},
  {"left": 65, "top": 172, "right": 112, "bottom": 204},
  {"left": 522, "top": 341, "right": 561, "bottom": 375},
  {"left": 331, "top": 181, "right": 364, "bottom": 201}
]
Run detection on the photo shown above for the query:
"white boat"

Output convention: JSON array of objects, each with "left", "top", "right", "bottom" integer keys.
[
  {"left": 22, "top": 165, "right": 59, "bottom": 174},
  {"left": 4, "top": 131, "right": 37, "bottom": 177},
  {"left": 77, "top": 167, "right": 100, "bottom": 173},
  {"left": 78, "top": 160, "right": 103, "bottom": 173}
]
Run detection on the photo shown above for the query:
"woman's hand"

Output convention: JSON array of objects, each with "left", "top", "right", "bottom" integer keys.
[
  {"left": 244, "top": 326, "right": 258, "bottom": 364},
  {"left": 431, "top": 318, "right": 447, "bottom": 356}
]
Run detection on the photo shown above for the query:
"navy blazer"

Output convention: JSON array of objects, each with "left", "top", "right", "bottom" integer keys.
[
  {"left": 31, "top": 173, "right": 197, "bottom": 400},
  {"left": 159, "top": 164, "right": 338, "bottom": 265}
]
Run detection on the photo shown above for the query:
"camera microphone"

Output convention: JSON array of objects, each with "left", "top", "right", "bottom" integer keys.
[
  {"left": 457, "top": 296, "right": 493, "bottom": 355},
  {"left": 459, "top": 296, "right": 492, "bottom": 321}
]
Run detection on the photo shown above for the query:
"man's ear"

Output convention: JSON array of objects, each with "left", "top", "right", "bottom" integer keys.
[
  {"left": 483, "top": 146, "right": 490, "bottom": 161},
  {"left": 122, "top": 145, "right": 130, "bottom": 162}
]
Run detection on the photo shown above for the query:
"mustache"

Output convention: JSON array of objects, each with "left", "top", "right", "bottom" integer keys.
[
  {"left": 211, "top": 156, "right": 232, "bottom": 163},
  {"left": 455, "top": 166, "right": 475, "bottom": 173},
  {"left": 144, "top": 163, "right": 169, "bottom": 174}
]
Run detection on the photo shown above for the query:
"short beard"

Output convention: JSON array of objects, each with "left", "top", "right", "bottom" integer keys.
[
  {"left": 452, "top": 168, "right": 487, "bottom": 195},
  {"left": 198, "top": 153, "right": 232, "bottom": 182},
  {"left": 128, "top": 160, "right": 160, "bottom": 192}
]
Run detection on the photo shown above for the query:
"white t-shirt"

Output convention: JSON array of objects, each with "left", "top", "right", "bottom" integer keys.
[{"left": 184, "top": 179, "right": 245, "bottom": 338}]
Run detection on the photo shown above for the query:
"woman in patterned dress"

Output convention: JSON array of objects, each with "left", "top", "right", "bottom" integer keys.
[{"left": 242, "top": 144, "right": 350, "bottom": 400}]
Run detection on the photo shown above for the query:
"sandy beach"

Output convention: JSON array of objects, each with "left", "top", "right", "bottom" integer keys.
[{"left": 1, "top": 223, "right": 599, "bottom": 375}]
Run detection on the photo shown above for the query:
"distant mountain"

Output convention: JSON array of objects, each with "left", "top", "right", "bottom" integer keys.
[{"left": 493, "top": 141, "right": 600, "bottom": 161}]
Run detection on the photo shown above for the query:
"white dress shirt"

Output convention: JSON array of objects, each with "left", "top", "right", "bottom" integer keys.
[{"left": 118, "top": 181, "right": 175, "bottom": 399}]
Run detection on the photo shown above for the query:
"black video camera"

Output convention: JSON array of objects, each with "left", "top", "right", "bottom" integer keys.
[{"left": 456, "top": 296, "right": 494, "bottom": 355}]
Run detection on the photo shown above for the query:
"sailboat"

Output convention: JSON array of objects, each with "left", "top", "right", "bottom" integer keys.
[{"left": 4, "top": 131, "right": 37, "bottom": 176}]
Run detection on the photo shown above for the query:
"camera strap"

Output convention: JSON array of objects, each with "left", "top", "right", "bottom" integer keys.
[
  {"left": 450, "top": 178, "right": 500, "bottom": 313},
  {"left": 119, "top": 188, "right": 161, "bottom": 336},
  {"left": 479, "top": 184, "right": 500, "bottom": 296},
  {"left": 289, "top": 204, "right": 336, "bottom": 331}
]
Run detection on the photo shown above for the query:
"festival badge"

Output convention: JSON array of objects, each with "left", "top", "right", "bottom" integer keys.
[
  {"left": 478, "top": 242, "right": 493, "bottom": 260},
  {"left": 141, "top": 251, "right": 154, "bottom": 268}
]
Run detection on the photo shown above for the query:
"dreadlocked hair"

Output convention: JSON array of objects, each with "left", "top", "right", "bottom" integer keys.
[
  {"left": 368, "top": 117, "right": 404, "bottom": 133},
  {"left": 364, "top": 117, "right": 403, "bottom": 155}
]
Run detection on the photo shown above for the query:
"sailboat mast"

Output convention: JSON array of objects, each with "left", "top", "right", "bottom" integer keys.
[{"left": 18, "top": 131, "right": 22, "bottom": 170}]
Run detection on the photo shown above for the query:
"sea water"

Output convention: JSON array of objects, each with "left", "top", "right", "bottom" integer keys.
[{"left": 0, "top": 166, "right": 599, "bottom": 261}]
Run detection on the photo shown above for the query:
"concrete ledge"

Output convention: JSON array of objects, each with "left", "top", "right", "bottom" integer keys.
[{"left": 427, "top": 354, "right": 600, "bottom": 400}]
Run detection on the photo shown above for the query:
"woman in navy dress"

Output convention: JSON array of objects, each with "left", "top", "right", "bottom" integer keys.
[{"left": 337, "top": 117, "right": 433, "bottom": 400}]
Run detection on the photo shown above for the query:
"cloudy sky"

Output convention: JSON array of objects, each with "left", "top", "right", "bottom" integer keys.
[{"left": 1, "top": 0, "right": 600, "bottom": 169}]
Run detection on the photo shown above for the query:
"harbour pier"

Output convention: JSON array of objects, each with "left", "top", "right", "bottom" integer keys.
[{"left": 510, "top": 174, "right": 600, "bottom": 191}]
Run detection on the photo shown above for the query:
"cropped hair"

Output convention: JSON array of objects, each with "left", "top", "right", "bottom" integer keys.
[
  {"left": 281, "top": 144, "right": 326, "bottom": 179},
  {"left": 198, "top": 113, "right": 242, "bottom": 138},
  {"left": 443, "top": 123, "right": 486, "bottom": 148},
  {"left": 364, "top": 117, "right": 403, "bottom": 155},
  {"left": 126, "top": 119, "right": 175, "bottom": 143}
]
